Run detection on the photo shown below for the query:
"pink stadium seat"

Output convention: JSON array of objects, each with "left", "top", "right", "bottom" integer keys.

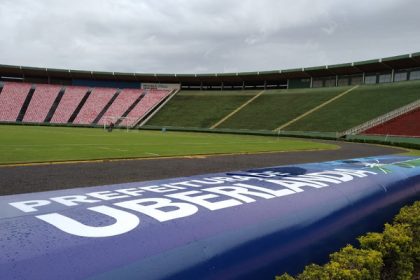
[
  {"left": 50, "top": 86, "right": 89, "bottom": 124},
  {"left": 0, "top": 82, "right": 32, "bottom": 122},
  {"left": 97, "top": 89, "right": 143, "bottom": 125},
  {"left": 73, "top": 87, "right": 117, "bottom": 125},
  {"left": 23, "top": 84, "right": 61, "bottom": 123},
  {"left": 125, "top": 90, "right": 171, "bottom": 126},
  {"left": 364, "top": 108, "right": 420, "bottom": 137}
]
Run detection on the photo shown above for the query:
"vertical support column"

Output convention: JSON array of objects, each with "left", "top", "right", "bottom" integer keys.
[
  {"left": 242, "top": 81, "right": 245, "bottom": 90},
  {"left": 391, "top": 69, "right": 395, "bottom": 83},
  {"left": 335, "top": 75, "right": 338, "bottom": 87},
  {"left": 362, "top": 72, "right": 366, "bottom": 84},
  {"left": 264, "top": 81, "right": 267, "bottom": 90},
  {"left": 310, "top": 77, "right": 313, "bottom": 88},
  {"left": 286, "top": 79, "right": 290, "bottom": 89},
  {"left": 221, "top": 82, "right": 224, "bottom": 91}
]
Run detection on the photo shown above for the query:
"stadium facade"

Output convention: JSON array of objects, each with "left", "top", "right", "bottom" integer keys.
[{"left": 1, "top": 52, "right": 420, "bottom": 90}]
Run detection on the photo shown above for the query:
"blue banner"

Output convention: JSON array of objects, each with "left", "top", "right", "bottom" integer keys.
[{"left": 1, "top": 155, "right": 419, "bottom": 279}]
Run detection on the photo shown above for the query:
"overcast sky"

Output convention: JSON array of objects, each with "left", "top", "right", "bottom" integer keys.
[{"left": 0, "top": 0, "right": 419, "bottom": 74}]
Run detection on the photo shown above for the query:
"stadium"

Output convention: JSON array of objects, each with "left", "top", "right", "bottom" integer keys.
[{"left": 0, "top": 1, "right": 420, "bottom": 280}]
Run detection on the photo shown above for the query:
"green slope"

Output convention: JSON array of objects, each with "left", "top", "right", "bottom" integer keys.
[
  {"left": 219, "top": 87, "right": 349, "bottom": 130},
  {"left": 147, "top": 90, "right": 259, "bottom": 128},
  {"left": 286, "top": 81, "right": 420, "bottom": 132}
]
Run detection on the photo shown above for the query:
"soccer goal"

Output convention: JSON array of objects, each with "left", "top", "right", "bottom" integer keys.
[{"left": 102, "top": 116, "right": 138, "bottom": 132}]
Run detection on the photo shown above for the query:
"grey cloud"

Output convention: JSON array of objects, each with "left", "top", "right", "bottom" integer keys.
[{"left": 0, "top": 0, "right": 419, "bottom": 74}]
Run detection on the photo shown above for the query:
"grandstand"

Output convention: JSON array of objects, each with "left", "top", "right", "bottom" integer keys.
[
  {"left": 72, "top": 87, "right": 118, "bottom": 125},
  {"left": 22, "top": 84, "right": 62, "bottom": 123},
  {"left": 97, "top": 89, "right": 143, "bottom": 125},
  {"left": 364, "top": 107, "right": 420, "bottom": 137},
  {"left": 0, "top": 82, "right": 172, "bottom": 127},
  {"left": 0, "top": 52, "right": 419, "bottom": 138},
  {"left": 0, "top": 82, "right": 32, "bottom": 122},
  {"left": 50, "top": 86, "right": 89, "bottom": 124}
]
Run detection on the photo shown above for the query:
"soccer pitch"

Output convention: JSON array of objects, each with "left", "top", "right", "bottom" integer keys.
[{"left": 0, "top": 125, "right": 337, "bottom": 164}]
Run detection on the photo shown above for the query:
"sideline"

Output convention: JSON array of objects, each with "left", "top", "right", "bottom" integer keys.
[{"left": 0, "top": 146, "right": 338, "bottom": 168}]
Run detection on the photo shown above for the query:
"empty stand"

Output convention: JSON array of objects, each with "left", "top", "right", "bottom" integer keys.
[
  {"left": 67, "top": 90, "right": 91, "bottom": 123},
  {"left": 23, "top": 84, "right": 62, "bottom": 123},
  {"left": 16, "top": 87, "right": 35, "bottom": 122},
  {"left": 125, "top": 90, "right": 171, "bottom": 126},
  {"left": 44, "top": 88, "right": 66, "bottom": 123},
  {"left": 0, "top": 82, "right": 32, "bottom": 122},
  {"left": 97, "top": 89, "right": 144, "bottom": 125},
  {"left": 364, "top": 108, "right": 420, "bottom": 137},
  {"left": 115, "top": 92, "right": 146, "bottom": 126},
  {"left": 73, "top": 88, "right": 117, "bottom": 125},
  {"left": 92, "top": 90, "right": 121, "bottom": 124},
  {"left": 50, "top": 86, "right": 90, "bottom": 124}
]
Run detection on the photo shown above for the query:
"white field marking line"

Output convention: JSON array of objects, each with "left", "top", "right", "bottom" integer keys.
[
  {"left": 145, "top": 152, "right": 160, "bottom": 156},
  {"left": 0, "top": 141, "right": 290, "bottom": 149}
]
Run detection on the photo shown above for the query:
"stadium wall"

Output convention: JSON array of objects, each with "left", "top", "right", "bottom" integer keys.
[{"left": 1, "top": 52, "right": 420, "bottom": 90}]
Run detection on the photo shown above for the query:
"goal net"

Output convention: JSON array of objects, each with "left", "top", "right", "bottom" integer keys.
[{"left": 102, "top": 116, "right": 138, "bottom": 131}]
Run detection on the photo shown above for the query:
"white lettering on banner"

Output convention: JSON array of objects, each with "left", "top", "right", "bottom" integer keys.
[
  {"left": 36, "top": 206, "right": 140, "bottom": 238},
  {"left": 265, "top": 179, "right": 324, "bottom": 193},
  {"left": 51, "top": 195, "right": 100, "bottom": 206},
  {"left": 9, "top": 200, "right": 51, "bottom": 213},
  {"left": 87, "top": 191, "right": 130, "bottom": 201},
  {"left": 115, "top": 188, "right": 145, "bottom": 197},
  {"left": 141, "top": 185, "right": 186, "bottom": 193},
  {"left": 115, "top": 198, "right": 198, "bottom": 222},
  {"left": 204, "top": 186, "right": 275, "bottom": 203},
  {"left": 167, "top": 191, "right": 242, "bottom": 211},
  {"left": 8, "top": 168, "right": 379, "bottom": 237},
  {"left": 233, "top": 183, "right": 295, "bottom": 197}
]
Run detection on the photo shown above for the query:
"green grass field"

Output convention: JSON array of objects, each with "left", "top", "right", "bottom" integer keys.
[{"left": 0, "top": 125, "right": 337, "bottom": 164}]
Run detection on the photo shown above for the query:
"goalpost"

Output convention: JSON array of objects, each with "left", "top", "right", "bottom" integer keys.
[{"left": 102, "top": 116, "right": 138, "bottom": 132}]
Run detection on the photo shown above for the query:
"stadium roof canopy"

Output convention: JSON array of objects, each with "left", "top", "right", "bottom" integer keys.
[{"left": 0, "top": 52, "right": 420, "bottom": 87}]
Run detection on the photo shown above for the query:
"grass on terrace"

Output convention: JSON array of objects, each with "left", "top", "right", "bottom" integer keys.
[
  {"left": 0, "top": 125, "right": 337, "bottom": 164},
  {"left": 147, "top": 90, "right": 260, "bottom": 128},
  {"left": 218, "top": 87, "right": 349, "bottom": 130},
  {"left": 286, "top": 80, "right": 420, "bottom": 132}
]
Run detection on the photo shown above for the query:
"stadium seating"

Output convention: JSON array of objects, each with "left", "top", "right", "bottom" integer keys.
[
  {"left": 125, "top": 90, "right": 171, "bottom": 126},
  {"left": 50, "top": 86, "right": 89, "bottom": 124},
  {"left": 97, "top": 89, "right": 144, "bottom": 125},
  {"left": 73, "top": 88, "right": 117, "bottom": 125},
  {"left": 0, "top": 82, "right": 32, "bottom": 122},
  {"left": 23, "top": 84, "right": 62, "bottom": 123},
  {"left": 363, "top": 108, "right": 420, "bottom": 137}
]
